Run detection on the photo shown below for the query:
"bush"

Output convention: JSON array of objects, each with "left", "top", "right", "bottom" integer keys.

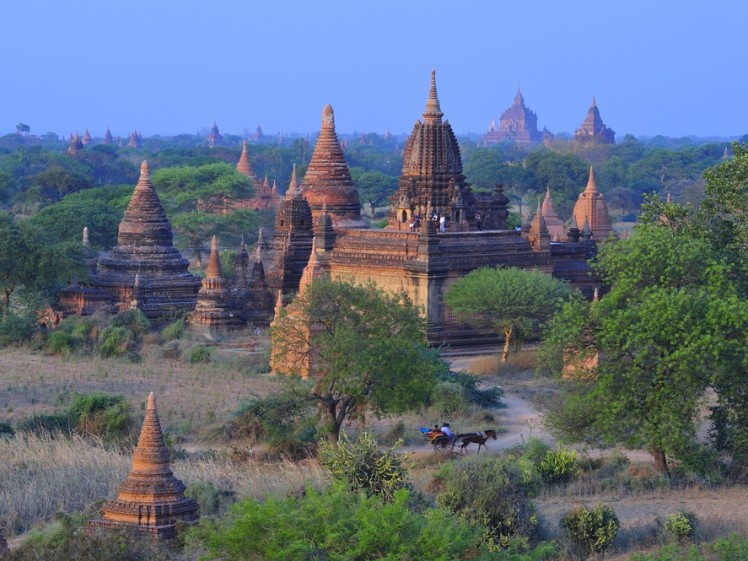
[
  {"left": 227, "top": 390, "right": 317, "bottom": 458},
  {"left": 16, "top": 413, "right": 72, "bottom": 435},
  {"left": 46, "top": 316, "right": 99, "bottom": 355},
  {"left": 436, "top": 370, "right": 504, "bottom": 408},
  {"left": 46, "top": 330, "right": 76, "bottom": 355},
  {"left": 110, "top": 309, "right": 151, "bottom": 339},
  {"left": 318, "top": 432, "right": 410, "bottom": 501},
  {"left": 663, "top": 511, "right": 697, "bottom": 544},
  {"left": 0, "top": 311, "right": 37, "bottom": 347},
  {"left": 190, "top": 485, "right": 487, "bottom": 561},
  {"left": 67, "top": 392, "right": 132, "bottom": 443},
  {"left": 432, "top": 381, "right": 470, "bottom": 415},
  {"left": 435, "top": 455, "right": 538, "bottom": 546},
  {"left": 98, "top": 326, "right": 133, "bottom": 358},
  {"left": 161, "top": 317, "right": 185, "bottom": 342},
  {"left": 560, "top": 503, "right": 619, "bottom": 557},
  {"left": 537, "top": 444, "right": 580, "bottom": 484},
  {"left": 184, "top": 481, "right": 235, "bottom": 516},
  {"left": 189, "top": 344, "right": 211, "bottom": 364},
  {"left": 630, "top": 535, "right": 748, "bottom": 561}
]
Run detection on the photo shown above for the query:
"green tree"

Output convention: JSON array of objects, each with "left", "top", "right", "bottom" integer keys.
[
  {"left": 28, "top": 166, "right": 93, "bottom": 203},
  {"left": 445, "top": 267, "right": 572, "bottom": 362},
  {"left": 271, "top": 279, "right": 444, "bottom": 443},
  {"left": 349, "top": 167, "right": 398, "bottom": 214},
  {"left": 16, "top": 122, "right": 30, "bottom": 136}
]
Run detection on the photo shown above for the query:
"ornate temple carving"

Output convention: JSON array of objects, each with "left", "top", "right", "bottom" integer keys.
[
  {"left": 575, "top": 97, "right": 615, "bottom": 144},
  {"left": 572, "top": 167, "right": 614, "bottom": 241},
  {"left": 90, "top": 393, "right": 199, "bottom": 538},
  {"left": 92, "top": 161, "right": 201, "bottom": 319},
  {"left": 301, "top": 104, "right": 368, "bottom": 230},
  {"left": 484, "top": 88, "right": 543, "bottom": 145}
]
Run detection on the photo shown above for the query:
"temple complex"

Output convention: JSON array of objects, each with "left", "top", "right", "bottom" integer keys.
[
  {"left": 575, "top": 97, "right": 615, "bottom": 144},
  {"left": 268, "top": 71, "right": 599, "bottom": 353},
  {"left": 90, "top": 393, "right": 199, "bottom": 538},
  {"left": 207, "top": 121, "right": 224, "bottom": 148},
  {"left": 484, "top": 88, "right": 543, "bottom": 145},
  {"left": 572, "top": 167, "right": 614, "bottom": 241},
  {"left": 301, "top": 105, "right": 368, "bottom": 230},
  {"left": 541, "top": 188, "right": 566, "bottom": 241},
  {"left": 92, "top": 161, "right": 202, "bottom": 319},
  {"left": 188, "top": 236, "right": 243, "bottom": 328}
]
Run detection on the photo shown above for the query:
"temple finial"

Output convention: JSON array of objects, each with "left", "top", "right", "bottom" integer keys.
[
  {"left": 82, "top": 226, "right": 90, "bottom": 246},
  {"left": 423, "top": 69, "right": 443, "bottom": 124},
  {"left": 585, "top": 166, "right": 597, "bottom": 192},
  {"left": 147, "top": 392, "right": 156, "bottom": 411},
  {"left": 322, "top": 104, "right": 335, "bottom": 129},
  {"left": 287, "top": 164, "right": 298, "bottom": 197},
  {"left": 140, "top": 160, "right": 150, "bottom": 181}
]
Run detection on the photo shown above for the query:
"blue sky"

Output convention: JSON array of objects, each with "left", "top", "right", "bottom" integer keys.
[{"left": 1, "top": 1, "right": 745, "bottom": 138}]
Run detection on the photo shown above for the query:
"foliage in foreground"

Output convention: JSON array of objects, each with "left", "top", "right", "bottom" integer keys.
[
  {"left": 559, "top": 503, "right": 619, "bottom": 558},
  {"left": 630, "top": 535, "right": 748, "bottom": 561},
  {"left": 318, "top": 432, "right": 410, "bottom": 501},
  {"left": 191, "top": 485, "right": 489, "bottom": 561}
]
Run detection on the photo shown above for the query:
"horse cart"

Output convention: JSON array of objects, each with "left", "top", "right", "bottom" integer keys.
[{"left": 420, "top": 427, "right": 497, "bottom": 454}]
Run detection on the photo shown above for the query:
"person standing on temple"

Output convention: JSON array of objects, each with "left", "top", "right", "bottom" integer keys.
[
  {"left": 439, "top": 214, "right": 446, "bottom": 232},
  {"left": 475, "top": 211, "right": 482, "bottom": 231}
]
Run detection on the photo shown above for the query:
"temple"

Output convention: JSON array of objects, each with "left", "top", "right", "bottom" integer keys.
[
  {"left": 238, "top": 141, "right": 280, "bottom": 211},
  {"left": 103, "top": 127, "right": 114, "bottom": 144},
  {"left": 207, "top": 121, "right": 224, "bottom": 148},
  {"left": 541, "top": 188, "right": 566, "bottom": 241},
  {"left": 82, "top": 128, "right": 93, "bottom": 145},
  {"left": 128, "top": 131, "right": 142, "bottom": 148},
  {"left": 301, "top": 105, "right": 368, "bottom": 229},
  {"left": 268, "top": 71, "right": 599, "bottom": 352},
  {"left": 484, "top": 88, "right": 543, "bottom": 145},
  {"left": 575, "top": 97, "right": 615, "bottom": 144},
  {"left": 572, "top": 167, "right": 614, "bottom": 241},
  {"left": 90, "top": 393, "right": 199, "bottom": 538},
  {"left": 67, "top": 132, "right": 83, "bottom": 156},
  {"left": 188, "top": 236, "right": 243, "bottom": 328},
  {"left": 91, "top": 161, "right": 202, "bottom": 319}
]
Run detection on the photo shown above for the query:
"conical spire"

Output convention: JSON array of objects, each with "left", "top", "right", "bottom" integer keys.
[
  {"left": 422, "top": 69, "right": 444, "bottom": 124},
  {"left": 236, "top": 140, "right": 255, "bottom": 178},
  {"left": 116, "top": 161, "right": 174, "bottom": 248},
  {"left": 205, "top": 235, "right": 222, "bottom": 279},
  {"left": 585, "top": 167, "right": 597, "bottom": 193},
  {"left": 254, "top": 244, "right": 262, "bottom": 263},
  {"left": 513, "top": 86, "right": 524, "bottom": 106},
  {"left": 299, "top": 237, "right": 325, "bottom": 293},
  {"left": 591, "top": 95, "right": 597, "bottom": 108},
  {"left": 90, "top": 393, "right": 199, "bottom": 537},
  {"left": 287, "top": 164, "right": 298, "bottom": 198}
]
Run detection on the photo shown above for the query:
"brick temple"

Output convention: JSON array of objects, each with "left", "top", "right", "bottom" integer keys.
[
  {"left": 484, "top": 88, "right": 543, "bottom": 145},
  {"left": 188, "top": 236, "right": 243, "bottom": 328},
  {"left": 575, "top": 96, "right": 615, "bottom": 144},
  {"left": 572, "top": 167, "right": 614, "bottom": 241},
  {"left": 237, "top": 140, "right": 280, "bottom": 211},
  {"left": 90, "top": 393, "right": 199, "bottom": 538}
]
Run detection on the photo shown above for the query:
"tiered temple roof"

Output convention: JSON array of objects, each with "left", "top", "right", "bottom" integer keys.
[
  {"left": 484, "top": 88, "right": 543, "bottom": 145},
  {"left": 93, "top": 161, "right": 201, "bottom": 319},
  {"left": 575, "top": 97, "right": 615, "bottom": 144},
  {"left": 301, "top": 105, "right": 367, "bottom": 230},
  {"left": 541, "top": 188, "right": 566, "bottom": 241},
  {"left": 528, "top": 204, "right": 551, "bottom": 251},
  {"left": 188, "top": 236, "right": 242, "bottom": 328},
  {"left": 90, "top": 393, "right": 199, "bottom": 538},
  {"left": 572, "top": 167, "right": 613, "bottom": 241},
  {"left": 387, "top": 70, "right": 478, "bottom": 231}
]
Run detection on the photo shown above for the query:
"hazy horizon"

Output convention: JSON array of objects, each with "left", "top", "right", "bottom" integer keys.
[{"left": 2, "top": 1, "right": 746, "bottom": 139}]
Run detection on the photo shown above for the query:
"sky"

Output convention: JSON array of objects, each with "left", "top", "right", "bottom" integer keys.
[{"left": 1, "top": 1, "right": 746, "bottom": 139}]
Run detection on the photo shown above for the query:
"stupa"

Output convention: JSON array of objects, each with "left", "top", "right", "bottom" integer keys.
[
  {"left": 484, "top": 88, "right": 543, "bottom": 145},
  {"left": 188, "top": 236, "right": 242, "bottom": 328},
  {"left": 128, "top": 131, "right": 142, "bottom": 148},
  {"left": 575, "top": 97, "right": 615, "bottom": 144},
  {"left": 240, "top": 142, "right": 279, "bottom": 211},
  {"left": 67, "top": 132, "right": 83, "bottom": 156},
  {"left": 206, "top": 121, "right": 223, "bottom": 148},
  {"left": 90, "top": 393, "right": 199, "bottom": 538},
  {"left": 541, "top": 188, "right": 566, "bottom": 241},
  {"left": 528, "top": 203, "right": 551, "bottom": 251},
  {"left": 236, "top": 140, "right": 257, "bottom": 179},
  {"left": 241, "top": 246, "right": 274, "bottom": 326},
  {"left": 572, "top": 167, "right": 613, "bottom": 240},
  {"left": 82, "top": 128, "right": 93, "bottom": 145},
  {"left": 301, "top": 104, "right": 368, "bottom": 230},
  {"left": 93, "top": 161, "right": 201, "bottom": 319},
  {"left": 103, "top": 127, "right": 114, "bottom": 144}
]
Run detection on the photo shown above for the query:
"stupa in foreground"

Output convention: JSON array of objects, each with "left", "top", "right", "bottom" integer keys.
[{"left": 89, "top": 393, "right": 199, "bottom": 538}]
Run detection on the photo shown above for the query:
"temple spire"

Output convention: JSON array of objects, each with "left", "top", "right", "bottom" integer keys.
[
  {"left": 591, "top": 95, "right": 597, "bottom": 108},
  {"left": 287, "top": 164, "right": 299, "bottom": 198},
  {"left": 237, "top": 140, "right": 255, "bottom": 178},
  {"left": 585, "top": 166, "right": 597, "bottom": 193},
  {"left": 422, "top": 69, "right": 444, "bottom": 124},
  {"left": 205, "top": 235, "right": 222, "bottom": 279}
]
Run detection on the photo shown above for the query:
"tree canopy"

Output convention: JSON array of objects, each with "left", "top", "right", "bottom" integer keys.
[
  {"left": 271, "top": 279, "right": 445, "bottom": 443},
  {"left": 445, "top": 267, "right": 572, "bottom": 362}
]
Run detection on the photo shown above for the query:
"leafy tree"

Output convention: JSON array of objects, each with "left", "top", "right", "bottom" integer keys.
[
  {"left": 700, "top": 141, "right": 748, "bottom": 295},
  {"left": 349, "top": 167, "right": 398, "bottom": 214},
  {"left": 16, "top": 122, "right": 30, "bottom": 136},
  {"left": 542, "top": 217, "right": 748, "bottom": 475},
  {"left": 445, "top": 267, "right": 572, "bottom": 362},
  {"left": 271, "top": 279, "right": 444, "bottom": 443},
  {"left": 28, "top": 166, "right": 93, "bottom": 203}
]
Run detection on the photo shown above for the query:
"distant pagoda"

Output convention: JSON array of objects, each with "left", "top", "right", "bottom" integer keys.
[
  {"left": 207, "top": 121, "right": 224, "bottom": 148},
  {"left": 572, "top": 167, "right": 614, "bottom": 240},
  {"left": 239, "top": 141, "right": 280, "bottom": 211},
  {"left": 484, "top": 88, "right": 543, "bottom": 145},
  {"left": 541, "top": 187, "right": 566, "bottom": 241},
  {"left": 93, "top": 161, "right": 201, "bottom": 319},
  {"left": 575, "top": 97, "right": 615, "bottom": 144},
  {"left": 301, "top": 104, "right": 368, "bottom": 230},
  {"left": 90, "top": 393, "right": 199, "bottom": 538},
  {"left": 188, "top": 236, "right": 243, "bottom": 328}
]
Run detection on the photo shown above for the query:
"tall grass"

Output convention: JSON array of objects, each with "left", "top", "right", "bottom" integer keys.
[{"left": 0, "top": 432, "right": 326, "bottom": 536}]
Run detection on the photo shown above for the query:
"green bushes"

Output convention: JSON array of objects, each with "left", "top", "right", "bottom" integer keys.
[
  {"left": 630, "top": 535, "right": 748, "bottom": 561},
  {"left": 67, "top": 392, "right": 132, "bottom": 443},
  {"left": 662, "top": 511, "right": 697, "bottom": 544},
  {"left": 537, "top": 444, "right": 580, "bottom": 484},
  {"left": 0, "top": 311, "right": 37, "bottom": 347},
  {"left": 189, "top": 344, "right": 211, "bottom": 363},
  {"left": 191, "top": 485, "right": 487, "bottom": 561},
  {"left": 560, "top": 503, "right": 619, "bottom": 557},
  {"left": 45, "top": 316, "right": 98, "bottom": 355},
  {"left": 434, "top": 455, "right": 538, "bottom": 546},
  {"left": 435, "top": 370, "right": 504, "bottom": 410},
  {"left": 318, "top": 432, "right": 410, "bottom": 501},
  {"left": 98, "top": 326, "right": 133, "bottom": 358}
]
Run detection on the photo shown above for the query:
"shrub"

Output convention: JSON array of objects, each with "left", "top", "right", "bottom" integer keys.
[
  {"left": 67, "top": 392, "right": 132, "bottom": 443},
  {"left": 189, "top": 344, "right": 211, "bottom": 364},
  {"left": 432, "top": 381, "right": 470, "bottom": 415},
  {"left": 190, "top": 485, "right": 487, "bottom": 561},
  {"left": 0, "top": 311, "right": 37, "bottom": 347},
  {"left": 318, "top": 432, "right": 410, "bottom": 501},
  {"left": 184, "top": 481, "right": 235, "bottom": 516},
  {"left": 537, "top": 444, "right": 580, "bottom": 484},
  {"left": 435, "top": 455, "right": 538, "bottom": 546},
  {"left": 436, "top": 370, "right": 504, "bottom": 408},
  {"left": 663, "top": 511, "right": 697, "bottom": 544},
  {"left": 110, "top": 309, "right": 151, "bottom": 339},
  {"left": 560, "top": 503, "right": 619, "bottom": 557},
  {"left": 227, "top": 390, "right": 317, "bottom": 458},
  {"left": 161, "top": 317, "right": 185, "bottom": 342},
  {"left": 46, "top": 331, "right": 76, "bottom": 355},
  {"left": 98, "top": 326, "right": 133, "bottom": 358},
  {"left": 16, "top": 413, "right": 72, "bottom": 435}
]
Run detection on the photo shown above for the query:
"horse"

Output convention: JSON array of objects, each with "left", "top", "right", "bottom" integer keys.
[{"left": 455, "top": 429, "right": 497, "bottom": 454}]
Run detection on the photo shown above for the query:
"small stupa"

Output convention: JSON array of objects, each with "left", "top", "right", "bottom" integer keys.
[
  {"left": 572, "top": 167, "right": 613, "bottom": 241},
  {"left": 188, "top": 236, "right": 242, "bottom": 328},
  {"left": 90, "top": 393, "right": 199, "bottom": 538},
  {"left": 82, "top": 128, "right": 93, "bottom": 145}
]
